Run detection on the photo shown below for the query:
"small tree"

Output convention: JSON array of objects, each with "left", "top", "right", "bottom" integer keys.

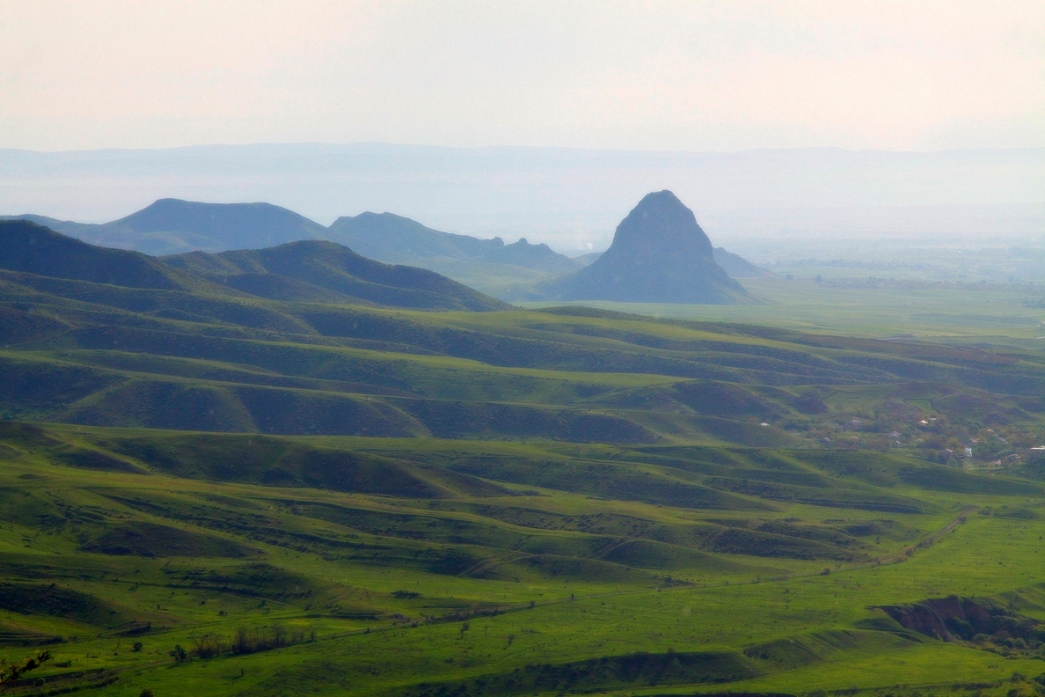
[
  {"left": 272, "top": 623, "right": 287, "bottom": 648},
  {"left": 233, "top": 626, "right": 252, "bottom": 654},
  {"left": 0, "top": 651, "right": 51, "bottom": 684}
]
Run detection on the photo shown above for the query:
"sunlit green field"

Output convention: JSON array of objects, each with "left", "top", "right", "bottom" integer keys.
[
  {"left": 0, "top": 421, "right": 1042, "bottom": 696},
  {"left": 520, "top": 276, "right": 1045, "bottom": 347}
]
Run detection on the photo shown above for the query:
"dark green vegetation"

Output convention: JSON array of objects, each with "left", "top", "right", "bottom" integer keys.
[
  {"left": 162, "top": 240, "right": 508, "bottom": 311},
  {"left": 0, "top": 221, "right": 1044, "bottom": 695},
  {"left": 514, "top": 191, "right": 750, "bottom": 304}
]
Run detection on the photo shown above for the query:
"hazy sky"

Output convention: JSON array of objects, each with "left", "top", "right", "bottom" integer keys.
[{"left": 1, "top": 1, "right": 1043, "bottom": 152}]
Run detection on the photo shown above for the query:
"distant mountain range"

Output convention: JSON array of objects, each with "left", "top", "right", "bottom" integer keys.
[
  {"left": 515, "top": 191, "right": 752, "bottom": 304},
  {"left": 0, "top": 220, "right": 507, "bottom": 312},
  {"left": 3, "top": 200, "right": 581, "bottom": 273},
  {"left": 1, "top": 201, "right": 583, "bottom": 283},
  {"left": 2, "top": 198, "right": 768, "bottom": 297},
  {"left": 4, "top": 144, "right": 1042, "bottom": 251}
]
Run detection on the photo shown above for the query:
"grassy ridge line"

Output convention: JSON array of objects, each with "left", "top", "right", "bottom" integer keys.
[{"left": 9, "top": 272, "right": 1045, "bottom": 381}]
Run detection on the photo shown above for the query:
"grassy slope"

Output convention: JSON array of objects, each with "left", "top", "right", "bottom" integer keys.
[{"left": 0, "top": 424, "right": 1041, "bottom": 696}]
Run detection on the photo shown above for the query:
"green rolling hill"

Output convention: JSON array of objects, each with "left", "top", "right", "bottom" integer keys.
[{"left": 0, "top": 220, "right": 1043, "bottom": 695}]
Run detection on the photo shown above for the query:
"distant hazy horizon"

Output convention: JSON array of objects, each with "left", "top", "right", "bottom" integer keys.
[
  {"left": 2, "top": 142, "right": 1042, "bottom": 260},
  {"left": 4, "top": 2, "right": 1042, "bottom": 260}
]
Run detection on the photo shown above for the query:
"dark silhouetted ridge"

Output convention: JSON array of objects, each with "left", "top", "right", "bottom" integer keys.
[
  {"left": 0, "top": 220, "right": 179, "bottom": 289},
  {"left": 165, "top": 239, "right": 510, "bottom": 311}
]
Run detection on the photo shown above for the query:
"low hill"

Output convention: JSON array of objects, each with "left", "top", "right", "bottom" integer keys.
[
  {"left": 713, "top": 247, "right": 773, "bottom": 278},
  {"left": 0, "top": 213, "right": 103, "bottom": 237},
  {"left": 522, "top": 191, "right": 751, "bottom": 303},
  {"left": 571, "top": 251, "right": 603, "bottom": 266},
  {"left": 164, "top": 240, "right": 510, "bottom": 311},
  {"left": 6, "top": 199, "right": 329, "bottom": 255},
  {"left": 483, "top": 237, "right": 579, "bottom": 274},
  {"left": 328, "top": 211, "right": 500, "bottom": 262},
  {"left": 99, "top": 198, "right": 329, "bottom": 254},
  {"left": 2, "top": 216, "right": 1045, "bottom": 696}
]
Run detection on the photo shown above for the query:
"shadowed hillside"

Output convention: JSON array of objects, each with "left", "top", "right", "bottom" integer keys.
[
  {"left": 0, "top": 417, "right": 1041, "bottom": 696},
  {"left": 0, "top": 220, "right": 182, "bottom": 290},
  {"left": 0, "top": 219, "right": 509, "bottom": 318},
  {"left": 163, "top": 239, "right": 510, "bottom": 311}
]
